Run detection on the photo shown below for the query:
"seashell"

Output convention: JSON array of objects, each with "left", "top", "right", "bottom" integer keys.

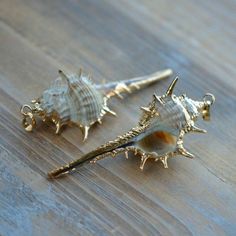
[
  {"left": 48, "top": 77, "right": 215, "bottom": 178},
  {"left": 21, "top": 68, "right": 173, "bottom": 141}
]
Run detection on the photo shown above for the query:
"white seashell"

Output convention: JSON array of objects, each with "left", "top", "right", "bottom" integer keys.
[
  {"left": 21, "top": 68, "right": 173, "bottom": 141},
  {"left": 48, "top": 77, "right": 215, "bottom": 178},
  {"left": 40, "top": 70, "right": 108, "bottom": 140}
]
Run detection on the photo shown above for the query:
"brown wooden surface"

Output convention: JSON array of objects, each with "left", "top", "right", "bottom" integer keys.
[{"left": 0, "top": 0, "right": 236, "bottom": 235}]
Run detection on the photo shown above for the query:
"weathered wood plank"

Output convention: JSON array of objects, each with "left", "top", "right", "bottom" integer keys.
[{"left": 0, "top": 0, "right": 236, "bottom": 235}]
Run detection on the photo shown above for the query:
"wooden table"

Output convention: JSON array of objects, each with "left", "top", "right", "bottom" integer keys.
[{"left": 0, "top": 0, "right": 235, "bottom": 235}]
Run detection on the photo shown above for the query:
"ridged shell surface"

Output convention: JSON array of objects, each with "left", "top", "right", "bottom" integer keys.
[
  {"left": 139, "top": 96, "right": 188, "bottom": 138},
  {"left": 40, "top": 73, "right": 105, "bottom": 126}
]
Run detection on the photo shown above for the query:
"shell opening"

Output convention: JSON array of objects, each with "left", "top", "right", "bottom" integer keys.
[{"left": 135, "top": 130, "right": 177, "bottom": 156}]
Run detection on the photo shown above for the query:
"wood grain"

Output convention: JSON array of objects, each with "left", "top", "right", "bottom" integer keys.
[{"left": 0, "top": 0, "right": 236, "bottom": 235}]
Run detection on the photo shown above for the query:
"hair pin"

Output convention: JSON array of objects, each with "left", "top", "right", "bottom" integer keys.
[
  {"left": 48, "top": 77, "right": 215, "bottom": 179},
  {"left": 20, "top": 68, "right": 172, "bottom": 141}
]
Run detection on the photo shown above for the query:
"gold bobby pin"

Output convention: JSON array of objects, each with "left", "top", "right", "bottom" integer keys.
[
  {"left": 20, "top": 68, "right": 172, "bottom": 141},
  {"left": 48, "top": 77, "right": 215, "bottom": 179}
]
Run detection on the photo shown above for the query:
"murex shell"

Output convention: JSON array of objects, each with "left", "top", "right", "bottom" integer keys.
[
  {"left": 42, "top": 71, "right": 105, "bottom": 125},
  {"left": 39, "top": 70, "right": 111, "bottom": 140},
  {"left": 21, "top": 69, "right": 173, "bottom": 140},
  {"left": 48, "top": 77, "right": 215, "bottom": 178},
  {"left": 22, "top": 70, "right": 116, "bottom": 141}
]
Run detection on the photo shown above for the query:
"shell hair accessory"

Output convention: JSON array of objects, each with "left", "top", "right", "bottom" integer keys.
[
  {"left": 20, "top": 68, "right": 173, "bottom": 141},
  {"left": 48, "top": 77, "right": 215, "bottom": 179}
]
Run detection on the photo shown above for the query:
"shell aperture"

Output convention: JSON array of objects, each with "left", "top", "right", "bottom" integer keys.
[{"left": 48, "top": 77, "right": 215, "bottom": 178}]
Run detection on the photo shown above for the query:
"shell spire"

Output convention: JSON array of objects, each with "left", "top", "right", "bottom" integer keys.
[{"left": 48, "top": 78, "right": 215, "bottom": 179}]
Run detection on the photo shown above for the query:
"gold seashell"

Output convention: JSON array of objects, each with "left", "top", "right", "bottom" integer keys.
[
  {"left": 21, "top": 68, "right": 173, "bottom": 141},
  {"left": 48, "top": 77, "right": 215, "bottom": 179}
]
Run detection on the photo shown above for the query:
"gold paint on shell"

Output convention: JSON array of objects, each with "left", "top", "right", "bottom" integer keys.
[{"left": 48, "top": 77, "right": 215, "bottom": 178}]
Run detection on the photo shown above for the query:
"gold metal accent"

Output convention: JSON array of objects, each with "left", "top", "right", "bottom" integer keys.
[
  {"left": 48, "top": 78, "right": 215, "bottom": 179},
  {"left": 21, "top": 105, "right": 36, "bottom": 132},
  {"left": 202, "top": 93, "right": 215, "bottom": 121},
  {"left": 104, "top": 69, "right": 173, "bottom": 99}
]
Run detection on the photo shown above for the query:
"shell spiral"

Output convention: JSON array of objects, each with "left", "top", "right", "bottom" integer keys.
[{"left": 40, "top": 72, "right": 106, "bottom": 127}]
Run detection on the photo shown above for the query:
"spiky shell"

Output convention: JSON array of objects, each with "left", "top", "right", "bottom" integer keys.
[
  {"left": 48, "top": 78, "right": 215, "bottom": 178},
  {"left": 39, "top": 72, "right": 106, "bottom": 129},
  {"left": 89, "top": 78, "right": 212, "bottom": 170},
  {"left": 21, "top": 69, "right": 173, "bottom": 140}
]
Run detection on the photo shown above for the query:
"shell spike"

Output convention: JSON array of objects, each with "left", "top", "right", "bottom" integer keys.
[
  {"left": 114, "top": 90, "right": 124, "bottom": 99},
  {"left": 55, "top": 121, "right": 62, "bottom": 134},
  {"left": 78, "top": 68, "right": 83, "bottom": 77},
  {"left": 153, "top": 94, "right": 164, "bottom": 105},
  {"left": 58, "top": 70, "right": 70, "bottom": 83},
  {"left": 160, "top": 155, "right": 169, "bottom": 168},
  {"left": 103, "top": 106, "right": 117, "bottom": 116},
  {"left": 166, "top": 77, "right": 179, "bottom": 96},
  {"left": 97, "top": 119, "right": 102, "bottom": 124},
  {"left": 125, "top": 151, "right": 129, "bottom": 159},
  {"left": 120, "top": 83, "right": 132, "bottom": 93},
  {"left": 177, "top": 147, "right": 195, "bottom": 158},
  {"left": 190, "top": 125, "right": 207, "bottom": 133},
  {"left": 141, "top": 106, "right": 151, "bottom": 113},
  {"left": 140, "top": 154, "right": 149, "bottom": 170},
  {"left": 82, "top": 126, "right": 90, "bottom": 142}
]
